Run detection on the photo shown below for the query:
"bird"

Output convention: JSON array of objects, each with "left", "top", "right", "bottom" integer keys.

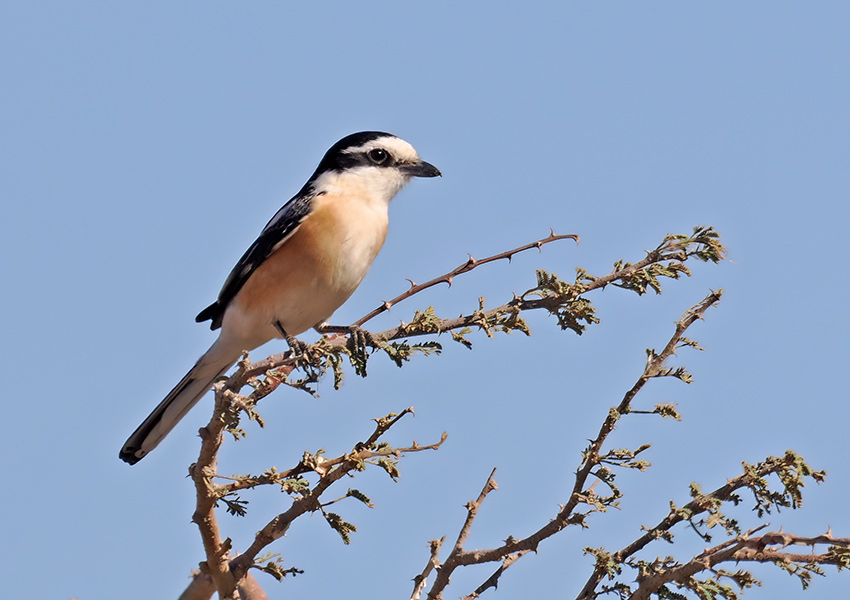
[{"left": 120, "top": 131, "right": 440, "bottom": 464}]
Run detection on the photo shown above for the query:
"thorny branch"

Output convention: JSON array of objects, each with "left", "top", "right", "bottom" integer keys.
[
  {"left": 576, "top": 448, "right": 837, "bottom": 599},
  {"left": 424, "top": 469, "right": 501, "bottom": 597},
  {"left": 460, "top": 550, "right": 531, "bottom": 600},
  {"left": 186, "top": 404, "right": 445, "bottom": 599},
  {"left": 188, "top": 387, "right": 239, "bottom": 596},
  {"left": 179, "top": 226, "right": 847, "bottom": 599},
  {"left": 412, "top": 288, "right": 849, "bottom": 600},
  {"left": 411, "top": 537, "right": 446, "bottom": 600},
  {"left": 353, "top": 231, "right": 580, "bottom": 327},
  {"left": 414, "top": 289, "right": 725, "bottom": 600},
  {"left": 184, "top": 226, "right": 726, "bottom": 599},
  {"left": 236, "top": 226, "right": 724, "bottom": 389},
  {"left": 229, "top": 424, "right": 447, "bottom": 579},
  {"left": 629, "top": 527, "right": 850, "bottom": 600}
]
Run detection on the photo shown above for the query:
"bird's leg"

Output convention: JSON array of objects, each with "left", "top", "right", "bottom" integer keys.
[{"left": 274, "top": 320, "right": 310, "bottom": 360}]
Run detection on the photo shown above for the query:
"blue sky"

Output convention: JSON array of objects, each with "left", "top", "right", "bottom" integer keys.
[{"left": 2, "top": 2, "right": 849, "bottom": 599}]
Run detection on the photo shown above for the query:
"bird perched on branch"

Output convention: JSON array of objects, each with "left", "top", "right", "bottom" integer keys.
[{"left": 120, "top": 132, "right": 440, "bottom": 464}]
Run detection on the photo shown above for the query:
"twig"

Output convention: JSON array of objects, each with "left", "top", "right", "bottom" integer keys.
[
  {"left": 573, "top": 290, "right": 723, "bottom": 497},
  {"left": 184, "top": 229, "right": 725, "bottom": 598},
  {"left": 235, "top": 228, "right": 722, "bottom": 384},
  {"left": 427, "top": 469, "right": 500, "bottom": 599},
  {"left": 454, "top": 468, "right": 499, "bottom": 553},
  {"left": 461, "top": 550, "right": 532, "bottom": 599},
  {"left": 353, "top": 232, "right": 579, "bottom": 327},
  {"left": 227, "top": 416, "right": 447, "bottom": 581},
  {"left": 411, "top": 537, "right": 445, "bottom": 600},
  {"left": 575, "top": 450, "right": 825, "bottom": 599},
  {"left": 422, "top": 291, "right": 724, "bottom": 600},
  {"left": 630, "top": 528, "right": 850, "bottom": 600}
]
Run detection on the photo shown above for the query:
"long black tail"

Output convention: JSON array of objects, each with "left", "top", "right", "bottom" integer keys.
[{"left": 120, "top": 344, "right": 236, "bottom": 465}]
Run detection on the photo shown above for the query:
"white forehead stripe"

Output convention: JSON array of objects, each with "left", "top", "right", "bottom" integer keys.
[{"left": 342, "top": 136, "right": 421, "bottom": 163}]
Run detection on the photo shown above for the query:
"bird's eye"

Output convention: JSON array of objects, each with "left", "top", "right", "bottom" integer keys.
[{"left": 368, "top": 148, "right": 389, "bottom": 164}]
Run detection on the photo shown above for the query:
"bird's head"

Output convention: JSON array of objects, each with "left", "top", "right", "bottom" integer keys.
[{"left": 307, "top": 131, "right": 441, "bottom": 203}]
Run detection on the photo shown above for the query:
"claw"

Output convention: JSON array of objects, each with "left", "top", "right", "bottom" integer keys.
[{"left": 276, "top": 320, "right": 310, "bottom": 360}]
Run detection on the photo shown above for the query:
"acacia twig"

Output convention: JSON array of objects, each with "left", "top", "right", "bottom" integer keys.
[
  {"left": 185, "top": 399, "right": 445, "bottom": 598},
  {"left": 426, "top": 469, "right": 500, "bottom": 599},
  {"left": 572, "top": 290, "right": 723, "bottom": 498},
  {"left": 411, "top": 537, "right": 445, "bottom": 600},
  {"left": 226, "top": 414, "right": 447, "bottom": 581},
  {"left": 576, "top": 448, "right": 830, "bottom": 600},
  {"left": 235, "top": 228, "right": 722, "bottom": 385},
  {"left": 185, "top": 228, "right": 725, "bottom": 599},
  {"left": 353, "top": 231, "right": 579, "bottom": 327},
  {"left": 422, "top": 291, "right": 724, "bottom": 600},
  {"left": 630, "top": 528, "right": 850, "bottom": 600},
  {"left": 461, "top": 550, "right": 532, "bottom": 599}
]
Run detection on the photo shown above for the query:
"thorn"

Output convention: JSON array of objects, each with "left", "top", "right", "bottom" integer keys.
[
  {"left": 445, "top": 276, "right": 454, "bottom": 287},
  {"left": 383, "top": 300, "right": 393, "bottom": 310},
  {"left": 406, "top": 278, "right": 417, "bottom": 288}
]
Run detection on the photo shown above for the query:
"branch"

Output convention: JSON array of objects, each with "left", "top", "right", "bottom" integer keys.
[
  {"left": 184, "top": 227, "right": 726, "bottom": 599},
  {"left": 178, "top": 572, "right": 270, "bottom": 600},
  {"left": 188, "top": 382, "right": 246, "bottom": 597},
  {"left": 578, "top": 449, "right": 830, "bottom": 599},
  {"left": 461, "top": 550, "right": 532, "bottom": 600},
  {"left": 226, "top": 410, "right": 447, "bottom": 581},
  {"left": 426, "top": 469, "right": 501, "bottom": 599},
  {"left": 231, "top": 227, "right": 725, "bottom": 389},
  {"left": 421, "top": 290, "right": 724, "bottom": 600},
  {"left": 187, "top": 396, "right": 444, "bottom": 598},
  {"left": 411, "top": 537, "right": 445, "bottom": 600},
  {"left": 630, "top": 528, "right": 850, "bottom": 600},
  {"left": 572, "top": 290, "right": 723, "bottom": 501},
  {"left": 353, "top": 231, "right": 579, "bottom": 327}
]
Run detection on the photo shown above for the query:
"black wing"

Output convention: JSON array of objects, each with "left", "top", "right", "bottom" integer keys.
[{"left": 195, "top": 192, "right": 314, "bottom": 330}]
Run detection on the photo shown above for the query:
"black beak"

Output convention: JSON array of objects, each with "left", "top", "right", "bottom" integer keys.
[{"left": 403, "top": 160, "right": 441, "bottom": 178}]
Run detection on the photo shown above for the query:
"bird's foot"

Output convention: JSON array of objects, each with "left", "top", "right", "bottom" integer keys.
[
  {"left": 316, "top": 323, "right": 377, "bottom": 347},
  {"left": 275, "top": 321, "right": 311, "bottom": 361},
  {"left": 315, "top": 323, "right": 379, "bottom": 377}
]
